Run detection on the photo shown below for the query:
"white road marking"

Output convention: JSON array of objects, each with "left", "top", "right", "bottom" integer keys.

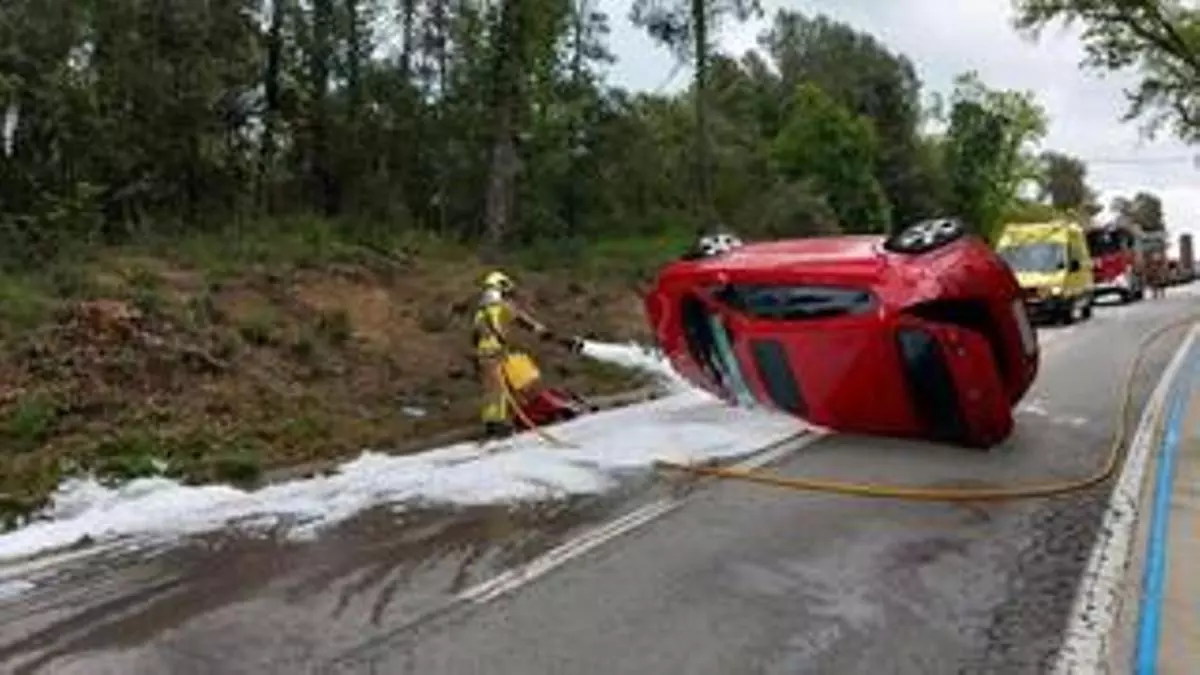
[
  {"left": 455, "top": 430, "right": 826, "bottom": 607},
  {"left": 1050, "top": 321, "right": 1199, "bottom": 675}
]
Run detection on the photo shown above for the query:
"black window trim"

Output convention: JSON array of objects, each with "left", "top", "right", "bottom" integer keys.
[{"left": 707, "top": 282, "right": 877, "bottom": 321}]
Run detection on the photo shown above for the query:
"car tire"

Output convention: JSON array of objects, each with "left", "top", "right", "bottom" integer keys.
[
  {"left": 1059, "top": 302, "right": 1076, "bottom": 325},
  {"left": 1081, "top": 297, "right": 1093, "bottom": 320},
  {"left": 883, "top": 217, "right": 967, "bottom": 255}
]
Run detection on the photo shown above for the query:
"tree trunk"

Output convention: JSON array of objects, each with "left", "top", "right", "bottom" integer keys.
[
  {"left": 431, "top": 0, "right": 449, "bottom": 234},
  {"left": 691, "top": 0, "right": 712, "bottom": 230},
  {"left": 310, "top": 0, "right": 338, "bottom": 216},
  {"left": 260, "top": 0, "right": 286, "bottom": 214},
  {"left": 483, "top": 0, "right": 525, "bottom": 252},
  {"left": 564, "top": 0, "right": 586, "bottom": 236},
  {"left": 401, "top": 0, "right": 416, "bottom": 80}
]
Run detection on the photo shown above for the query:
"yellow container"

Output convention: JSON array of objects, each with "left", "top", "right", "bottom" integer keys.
[{"left": 501, "top": 351, "right": 541, "bottom": 393}]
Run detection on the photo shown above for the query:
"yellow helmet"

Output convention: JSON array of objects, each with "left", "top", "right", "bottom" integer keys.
[{"left": 482, "top": 270, "right": 515, "bottom": 293}]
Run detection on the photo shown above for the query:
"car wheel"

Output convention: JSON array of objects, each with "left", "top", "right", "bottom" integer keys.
[
  {"left": 883, "top": 217, "right": 967, "bottom": 255},
  {"left": 1081, "top": 297, "right": 1093, "bottom": 320},
  {"left": 1060, "top": 302, "right": 1076, "bottom": 325}
]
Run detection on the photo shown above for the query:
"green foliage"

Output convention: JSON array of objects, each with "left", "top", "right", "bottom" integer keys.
[
  {"left": 0, "top": 0, "right": 1127, "bottom": 272},
  {"left": 1, "top": 392, "right": 61, "bottom": 453},
  {"left": 1110, "top": 191, "right": 1167, "bottom": 232},
  {"left": 759, "top": 11, "right": 935, "bottom": 227},
  {"left": 1012, "top": 0, "right": 1200, "bottom": 142},
  {"left": 772, "top": 84, "right": 890, "bottom": 233},
  {"left": 941, "top": 71, "right": 1049, "bottom": 243},
  {"left": 0, "top": 275, "right": 51, "bottom": 330},
  {"left": 1037, "top": 151, "right": 1099, "bottom": 215}
]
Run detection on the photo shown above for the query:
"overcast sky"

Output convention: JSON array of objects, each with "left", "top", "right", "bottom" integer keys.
[{"left": 600, "top": 0, "right": 1199, "bottom": 251}]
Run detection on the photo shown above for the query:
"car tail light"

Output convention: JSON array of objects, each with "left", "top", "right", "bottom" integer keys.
[{"left": 1012, "top": 298, "right": 1037, "bottom": 356}]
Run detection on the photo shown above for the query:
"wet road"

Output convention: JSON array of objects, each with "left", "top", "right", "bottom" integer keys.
[{"left": 2, "top": 290, "right": 1198, "bottom": 674}]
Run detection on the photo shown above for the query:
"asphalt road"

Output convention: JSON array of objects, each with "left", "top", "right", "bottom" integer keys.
[{"left": 2, "top": 288, "right": 1198, "bottom": 674}]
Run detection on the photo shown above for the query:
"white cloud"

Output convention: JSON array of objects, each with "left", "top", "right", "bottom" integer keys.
[{"left": 600, "top": 0, "right": 1199, "bottom": 251}]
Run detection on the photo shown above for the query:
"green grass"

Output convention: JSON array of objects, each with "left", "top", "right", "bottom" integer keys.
[
  {"left": 152, "top": 216, "right": 471, "bottom": 276},
  {"left": 0, "top": 274, "right": 51, "bottom": 331},
  {"left": 1, "top": 392, "right": 62, "bottom": 453},
  {"left": 513, "top": 227, "right": 694, "bottom": 280}
]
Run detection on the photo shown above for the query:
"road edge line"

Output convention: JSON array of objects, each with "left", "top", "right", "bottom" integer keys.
[
  {"left": 1050, "top": 321, "right": 1200, "bottom": 675},
  {"left": 1134, "top": 351, "right": 1197, "bottom": 673}
]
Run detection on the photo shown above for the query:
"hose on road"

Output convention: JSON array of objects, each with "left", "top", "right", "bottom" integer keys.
[
  {"left": 500, "top": 313, "right": 1197, "bottom": 503},
  {"left": 653, "top": 313, "right": 1200, "bottom": 503}
]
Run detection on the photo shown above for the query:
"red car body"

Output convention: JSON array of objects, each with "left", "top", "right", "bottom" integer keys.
[{"left": 643, "top": 223, "right": 1040, "bottom": 448}]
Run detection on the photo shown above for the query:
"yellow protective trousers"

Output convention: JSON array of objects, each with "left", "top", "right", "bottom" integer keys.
[{"left": 477, "top": 351, "right": 509, "bottom": 424}]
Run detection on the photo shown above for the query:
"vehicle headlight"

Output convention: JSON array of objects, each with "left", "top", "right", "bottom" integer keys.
[{"left": 1049, "top": 286, "right": 1063, "bottom": 296}]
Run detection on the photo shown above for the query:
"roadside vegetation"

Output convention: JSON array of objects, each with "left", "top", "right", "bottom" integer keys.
[{"left": 0, "top": 0, "right": 1188, "bottom": 524}]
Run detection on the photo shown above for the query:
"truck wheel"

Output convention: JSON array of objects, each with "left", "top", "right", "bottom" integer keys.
[
  {"left": 1060, "top": 302, "right": 1076, "bottom": 325},
  {"left": 1081, "top": 297, "right": 1093, "bottom": 320}
]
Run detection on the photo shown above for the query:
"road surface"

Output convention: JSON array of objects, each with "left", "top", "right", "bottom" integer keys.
[{"left": 0, "top": 289, "right": 1197, "bottom": 674}]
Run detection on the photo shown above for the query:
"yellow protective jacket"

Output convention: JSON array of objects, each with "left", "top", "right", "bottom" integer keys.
[{"left": 472, "top": 288, "right": 545, "bottom": 358}]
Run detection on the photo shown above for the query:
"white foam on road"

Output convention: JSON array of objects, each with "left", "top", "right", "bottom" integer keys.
[{"left": 0, "top": 342, "right": 804, "bottom": 568}]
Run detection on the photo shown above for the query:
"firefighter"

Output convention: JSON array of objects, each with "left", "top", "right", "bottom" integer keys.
[{"left": 473, "top": 270, "right": 581, "bottom": 439}]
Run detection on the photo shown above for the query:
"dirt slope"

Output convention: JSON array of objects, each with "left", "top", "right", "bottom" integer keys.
[{"left": 0, "top": 248, "right": 658, "bottom": 522}]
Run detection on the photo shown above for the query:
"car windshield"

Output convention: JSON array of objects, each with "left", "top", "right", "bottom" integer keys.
[
  {"left": 999, "top": 242, "right": 1065, "bottom": 272},
  {"left": 1086, "top": 230, "right": 1127, "bottom": 257}
]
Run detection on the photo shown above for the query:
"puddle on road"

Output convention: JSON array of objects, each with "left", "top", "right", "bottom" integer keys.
[{"left": 0, "top": 480, "right": 657, "bottom": 673}]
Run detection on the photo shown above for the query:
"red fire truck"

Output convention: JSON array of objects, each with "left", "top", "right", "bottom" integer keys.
[{"left": 1085, "top": 224, "right": 1146, "bottom": 303}]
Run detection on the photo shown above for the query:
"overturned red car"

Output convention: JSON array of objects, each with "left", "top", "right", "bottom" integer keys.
[{"left": 643, "top": 219, "right": 1040, "bottom": 448}]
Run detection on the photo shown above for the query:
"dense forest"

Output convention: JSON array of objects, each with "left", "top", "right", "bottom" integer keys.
[{"left": 1, "top": 0, "right": 1186, "bottom": 273}]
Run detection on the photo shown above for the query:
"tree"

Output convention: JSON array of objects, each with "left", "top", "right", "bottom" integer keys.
[
  {"left": 758, "top": 11, "right": 935, "bottom": 228},
  {"left": 0, "top": 0, "right": 1069, "bottom": 270},
  {"left": 940, "top": 72, "right": 1048, "bottom": 242},
  {"left": 1012, "top": 0, "right": 1200, "bottom": 142},
  {"left": 1037, "top": 150, "right": 1099, "bottom": 215},
  {"left": 630, "top": 0, "right": 763, "bottom": 224},
  {"left": 771, "top": 83, "right": 890, "bottom": 233},
  {"left": 1118, "top": 190, "right": 1168, "bottom": 231}
]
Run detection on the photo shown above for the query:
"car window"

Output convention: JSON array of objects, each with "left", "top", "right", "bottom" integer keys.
[
  {"left": 713, "top": 284, "right": 875, "bottom": 320},
  {"left": 998, "top": 242, "right": 1065, "bottom": 272}
]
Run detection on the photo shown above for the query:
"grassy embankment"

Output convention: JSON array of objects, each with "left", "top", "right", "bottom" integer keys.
[{"left": 0, "top": 220, "right": 693, "bottom": 526}]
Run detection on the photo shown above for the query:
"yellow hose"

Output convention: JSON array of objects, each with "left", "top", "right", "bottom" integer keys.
[{"left": 653, "top": 314, "right": 1200, "bottom": 502}]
